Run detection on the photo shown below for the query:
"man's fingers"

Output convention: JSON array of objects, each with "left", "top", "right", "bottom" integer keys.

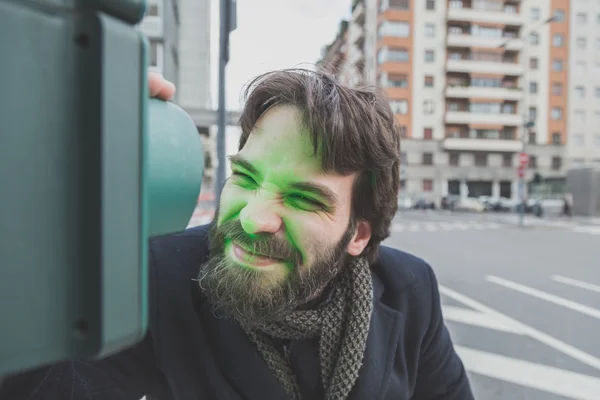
[{"left": 148, "top": 72, "right": 176, "bottom": 100}]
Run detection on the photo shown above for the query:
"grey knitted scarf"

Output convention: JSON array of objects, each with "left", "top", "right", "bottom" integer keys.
[{"left": 241, "top": 257, "right": 373, "bottom": 400}]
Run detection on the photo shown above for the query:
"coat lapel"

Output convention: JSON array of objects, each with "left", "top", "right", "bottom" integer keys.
[
  {"left": 195, "top": 293, "right": 290, "bottom": 400},
  {"left": 349, "top": 272, "right": 403, "bottom": 400}
]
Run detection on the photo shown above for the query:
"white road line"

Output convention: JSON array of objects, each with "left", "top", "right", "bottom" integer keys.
[
  {"left": 573, "top": 226, "right": 600, "bottom": 235},
  {"left": 552, "top": 275, "right": 600, "bottom": 294},
  {"left": 455, "top": 346, "right": 600, "bottom": 400},
  {"left": 439, "top": 285, "right": 600, "bottom": 371},
  {"left": 486, "top": 276, "right": 600, "bottom": 321},
  {"left": 486, "top": 222, "right": 501, "bottom": 229},
  {"left": 425, "top": 222, "right": 438, "bottom": 232},
  {"left": 440, "top": 222, "right": 454, "bottom": 231},
  {"left": 442, "top": 306, "right": 524, "bottom": 334},
  {"left": 409, "top": 223, "right": 421, "bottom": 232},
  {"left": 453, "top": 222, "right": 469, "bottom": 230},
  {"left": 392, "top": 223, "right": 405, "bottom": 232}
]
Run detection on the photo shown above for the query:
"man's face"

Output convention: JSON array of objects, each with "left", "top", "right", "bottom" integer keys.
[{"left": 198, "top": 105, "right": 372, "bottom": 325}]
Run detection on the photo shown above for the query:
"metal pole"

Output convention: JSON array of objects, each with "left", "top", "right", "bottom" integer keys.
[{"left": 215, "top": 0, "right": 228, "bottom": 206}]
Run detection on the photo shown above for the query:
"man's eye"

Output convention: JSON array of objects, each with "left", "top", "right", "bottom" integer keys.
[
  {"left": 232, "top": 172, "right": 256, "bottom": 186},
  {"left": 288, "top": 194, "right": 324, "bottom": 210}
]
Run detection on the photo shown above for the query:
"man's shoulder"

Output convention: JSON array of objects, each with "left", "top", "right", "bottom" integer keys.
[
  {"left": 372, "top": 245, "right": 438, "bottom": 304},
  {"left": 148, "top": 225, "right": 211, "bottom": 293}
]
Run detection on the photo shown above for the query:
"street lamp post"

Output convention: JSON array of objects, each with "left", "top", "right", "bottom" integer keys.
[{"left": 499, "top": 15, "right": 556, "bottom": 227}]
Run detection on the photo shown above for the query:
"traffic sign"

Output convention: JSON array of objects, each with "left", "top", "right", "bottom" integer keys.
[
  {"left": 519, "top": 152, "right": 529, "bottom": 166},
  {"left": 517, "top": 166, "right": 525, "bottom": 178}
]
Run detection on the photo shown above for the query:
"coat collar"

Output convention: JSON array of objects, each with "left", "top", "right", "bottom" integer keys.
[{"left": 192, "top": 229, "right": 403, "bottom": 400}]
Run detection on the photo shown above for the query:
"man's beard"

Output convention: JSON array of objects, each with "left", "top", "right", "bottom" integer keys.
[{"left": 197, "top": 209, "right": 356, "bottom": 327}]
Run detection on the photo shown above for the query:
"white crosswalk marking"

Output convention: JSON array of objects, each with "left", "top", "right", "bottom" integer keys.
[
  {"left": 552, "top": 275, "right": 600, "bottom": 294},
  {"left": 442, "top": 305, "right": 524, "bottom": 334},
  {"left": 573, "top": 226, "right": 600, "bottom": 235},
  {"left": 391, "top": 220, "right": 504, "bottom": 233},
  {"left": 439, "top": 285, "right": 600, "bottom": 371},
  {"left": 487, "top": 276, "right": 600, "bottom": 321},
  {"left": 455, "top": 346, "right": 600, "bottom": 400}
]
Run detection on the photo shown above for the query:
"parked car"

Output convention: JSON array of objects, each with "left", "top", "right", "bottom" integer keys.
[{"left": 453, "top": 197, "right": 485, "bottom": 213}]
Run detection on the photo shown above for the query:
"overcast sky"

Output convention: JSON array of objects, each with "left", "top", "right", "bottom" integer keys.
[{"left": 210, "top": 0, "right": 351, "bottom": 111}]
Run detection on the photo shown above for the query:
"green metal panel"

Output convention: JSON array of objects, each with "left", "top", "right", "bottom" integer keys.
[{"left": 0, "top": 0, "right": 203, "bottom": 375}]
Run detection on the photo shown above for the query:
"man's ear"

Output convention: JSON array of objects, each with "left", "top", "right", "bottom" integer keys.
[{"left": 346, "top": 220, "right": 372, "bottom": 256}]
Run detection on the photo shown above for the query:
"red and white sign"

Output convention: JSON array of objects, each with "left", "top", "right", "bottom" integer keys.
[
  {"left": 519, "top": 152, "right": 529, "bottom": 166},
  {"left": 517, "top": 166, "right": 525, "bottom": 178}
]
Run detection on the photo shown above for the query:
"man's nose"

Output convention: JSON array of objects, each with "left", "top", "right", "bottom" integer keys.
[{"left": 239, "top": 197, "right": 283, "bottom": 235}]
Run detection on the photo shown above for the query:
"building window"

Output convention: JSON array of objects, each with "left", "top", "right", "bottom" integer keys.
[
  {"left": 425, "top": 50, "right": 435, "bottom": 62},
  {"left": 378, "top": 47, "right": 410, "bottom": 63},
  {"left": 423, "top": 100, "right": 435, "bottom": 114},
  {"left": 577, "top": 13, "right": 588, "bottom": 25},
  {"left": 530, "top": 33, "right": 539, "bottom": 45},
  {"left": 552, "top": 132, "right": 562, "bottom": 145},
  {"left": 380, "top": 0, "right": 409, "bottom": 11},
  {"left": 424, "top": 75, "right": 434, "bottom": 88},
  {"left": 575, "top": 86, "right": 586, "bottom": 98},
  {"left": 529, "top": 107, "right": 537, "bottom": 120},
  {"left": 595, "top": 87, "right": 600, "bottom": 98},
  {"left": 575, "top": 110, "right": 586, "bottom": 123},
  {"left": 528, "top": 155, "right": 537, "bottom": 169},
  {"left": 553, "top": 34, "right": 564, "bottom": 47},
  {"left": 149, "top": 40, "right": 163, "bottom": 68},
  {"left": 503, "top": 154, "right": 512, "bottom": 167},
  {"left": 449, "top": 153, "right": 460, "bottom": 166},
  {"left": 574, "top": 134, "right": 585, "bottom": 147},
  {"left": 531, "top": 7, "right": 540, "bottom": 21},
  {"left": 528, "top": 131, "right": 537, "bottom": 144},
  {"left": 387, "top": 73, "right": 408, "bottom": 87},
  {"left": 425, "top": 23, "right": 436, "bottom": 38},
  {"left": 378, "top": 21, "right": 410, "bottom": 38},
  {"left": 424, "top": 128, "right": 433, "bottom": 140},
  {"left": 390, "top": 99, "right": 409, "bottom": 114},
  {"left": 423, "top": 179, "right": 433, "bottom": 192},
  {"left": 530, "top": 57, "right": 538, "bottom": 69},
  {"left": 577, "top": 37, "right": 587, "bottom": 49},
  {"left": 552, "top": 157, "right": 562, "bottom": 170},
  {"left": 426, "top": 0, "right": 435, "bottom": 10},
  {"left": 529, "top": 82, "right": 538, "bottom": 94},
  {"left": 422, "top": 153, "right": 434, "bottom": 165},
  {"left": 552, "top": 82, "right": 563, "bottom": 95},
  {"left": 595, "top": 134, "right": 600, "bottom": 147},
  {"left": 399, "top": 125, "right": 408, "bottom": 138},
  {"left": 147, "top": 3, "right": 160, "bottom": 16},
  {"left": 552, "top": 59, "right": 563, "bottom": 71},
  {"left": 554, "top": 10, "right": 565, "bottom": 22},
  {"left": 551, "top": 107, "right": 563, "bottom": 120},
  {"left": 475, "top": 154, "right": 488, "bottom": 167}
]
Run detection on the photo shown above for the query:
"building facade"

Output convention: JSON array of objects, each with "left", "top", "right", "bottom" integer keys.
[
  {"left": 138, "top": 0, "right": 214, "bottom": 190},
  {"left": 320, "top": 0, "right": 578, "bottom": 203},
  {"left": 567, "top": 0, "right": 600, "bottom": 168}
]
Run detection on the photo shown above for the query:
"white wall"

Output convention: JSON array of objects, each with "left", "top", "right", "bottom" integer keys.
[{"left": 412, "top": 0, "right": 447, "bottom": 140}]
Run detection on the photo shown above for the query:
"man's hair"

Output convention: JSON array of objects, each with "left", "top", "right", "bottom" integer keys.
[{"left": 237, "top": 69, "right": 401, "bottom": 264}]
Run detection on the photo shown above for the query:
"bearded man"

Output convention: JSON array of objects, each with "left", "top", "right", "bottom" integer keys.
[{"left": 0, "top": 70, "right": 474, "bottom": 400}]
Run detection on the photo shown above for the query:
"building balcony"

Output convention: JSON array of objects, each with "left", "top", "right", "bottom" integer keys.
[
  {"left": 445, "top": 86, "right": 523, "bottom": 101},
  {"left": 352, "top": 1, "right": 366, "bottom": 25},
  {"left": 447, "top": 7, "right": 524, "bottom": 26},
  {"left": 447, "top": 33, "right": 524, "bottom": 50},
  {"left": 446, "top": 59, "right": 523, "bottom": 76},
  {"left": 445, "top": 111, "right": 523, "bottom": 126},
  {"left": 443, "top": 138, "right": 524, "bottom": 152},
  {"left": 138, "top": 16, "right": 163, "bottom": 38}
]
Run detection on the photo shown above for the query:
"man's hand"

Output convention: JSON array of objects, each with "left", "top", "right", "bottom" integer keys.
[{"left": 149, "top": 72, "right": 176, "bottom": 101}]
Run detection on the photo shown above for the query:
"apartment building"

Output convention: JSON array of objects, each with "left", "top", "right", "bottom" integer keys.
[
  {"left": 320, "top": 0, "right": 574, "bottom": 202},
  {"left": 567, "top": 1, "right": 600, "bottom": 168},
  {"left": 139, "top": 0, "right": 215, "bottom": 188}
]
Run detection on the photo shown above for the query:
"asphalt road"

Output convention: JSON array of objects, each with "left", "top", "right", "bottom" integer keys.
[{"left": 384, "top": 210, "right": 600, "bottom": 400}]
